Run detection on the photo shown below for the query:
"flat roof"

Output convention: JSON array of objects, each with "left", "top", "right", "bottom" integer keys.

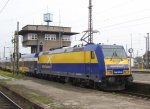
[
  {"left": 23, "top": 25, "right": 71, "bottom": 29},
  {"left": 19, "top": 30, "right": 79, "bottom": 36}
]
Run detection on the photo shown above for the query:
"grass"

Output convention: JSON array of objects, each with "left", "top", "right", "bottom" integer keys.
[
  {"left": 27, "top": 93, "right": 53, "bottom": 105},
  {"left": 55, "top": 108, "right": 68, "bottom": 109},
  {"left": 0, "top": 70, "right": 25, "bottom": 79}
]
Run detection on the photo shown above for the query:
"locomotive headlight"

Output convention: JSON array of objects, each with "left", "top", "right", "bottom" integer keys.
[
  {"left": 123, "top": 70, "right": 129, "bottom": 75},
  {"left": 107, "top": 70, "right": 113, "bottom": 75}
]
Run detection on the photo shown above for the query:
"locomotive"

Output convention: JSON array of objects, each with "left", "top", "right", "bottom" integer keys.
[{"left": 0, "top": 43, "right": 133, "bottom": 90}]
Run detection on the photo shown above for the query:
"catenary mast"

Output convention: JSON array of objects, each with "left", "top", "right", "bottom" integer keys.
[
  {"left": 81, "top": 0, "right": 94, "bottom": 44},
  {"left": 88, "top": 0, "right": 93, "bottom": 43}
]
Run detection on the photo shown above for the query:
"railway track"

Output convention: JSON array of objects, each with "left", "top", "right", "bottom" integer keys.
[
  {"left": 117, "top": 90, "right": 150, "bottom": 100},
  {"left": 0, "top": 91, "right": 22, "bottom": 109}
]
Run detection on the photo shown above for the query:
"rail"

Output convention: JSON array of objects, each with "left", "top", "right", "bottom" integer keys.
[
  {"left": 132, "top": 69, "right": 150, "bottom": 73},
  {"left": 118, "top": 90, "right": 150, "bottom": 100},
  {"left": 118, "top": 82, "right": 150, "bottom": 100},
  {"left": 0, "top": 90, "right": 22, "bottom": 109}
]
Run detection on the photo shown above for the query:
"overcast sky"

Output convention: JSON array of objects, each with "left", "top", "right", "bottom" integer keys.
[{"left": 0, "top": 0, "right": 150, "bottom": 57}]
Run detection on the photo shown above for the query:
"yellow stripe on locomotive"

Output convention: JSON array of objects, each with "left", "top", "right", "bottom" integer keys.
[{"left": 38, "top": 51, "right": 98, "bottom": 64}]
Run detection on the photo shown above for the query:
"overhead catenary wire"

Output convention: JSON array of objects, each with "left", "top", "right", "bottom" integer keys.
[
  {"left": 96, "top": 8, "right": 150, "bottom": 23},
  {"left": 94, "top": 0, "right": 135, "bottom": 15},
  {"left": 102, "top": 21, "right": 150, "bottom": 31},
  {"left": 102, "top": 15, "right": 150, "bottom": 29},
  {"left": 94, "top": 0, "right": 150, "bottom": 23},
  {"left": 0, "top": 0, "right": 10, "bottom": 15}
]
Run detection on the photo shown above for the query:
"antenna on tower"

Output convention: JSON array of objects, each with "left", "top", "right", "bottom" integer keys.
[
  {"left": 80, "top": 0, "right": 98, "bottom": 44},
  {"left": 59, "top": 9, "right": 61, "bottom": 26},
  {"left": 47, "top": 5, "right": 49, "bottom": 13},
  {"left": 43, "top": 6, "right": 53, "bottom": 26}
]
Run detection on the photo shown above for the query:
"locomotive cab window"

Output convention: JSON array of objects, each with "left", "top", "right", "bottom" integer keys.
[
  {"left": 91, "top": 51, "right": 95, "bottom": 59},
  {"left": 102, "top": 45, "right": 127, "bottom": 58}
]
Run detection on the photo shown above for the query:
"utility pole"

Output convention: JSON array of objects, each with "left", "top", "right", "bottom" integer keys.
[
  {"left": 131, "top": 33, "right": 132, "bottom": 49},
  {"left": 13, "top": 22, "right": 19, "bottom": 74},
  {"left": 3, "top": 46, "right": 5, "bottom": 58},
  {"left": 147, "top": 33, "right": 149, "bottom": 68},
  {"left": 145, "top": 36, "right": 148, "bottom": 68},
  {"left": 16, "top": 22, "right": 19, "bottom": 73},
  {"left": 59, "top": 31, "right": 62, "bottom": 47},
  {"left": 126, "top": 44, "right": 128, "bottom": 54},
  {"left": 59, "top": 27, "right": 63, "bottom": 48}
]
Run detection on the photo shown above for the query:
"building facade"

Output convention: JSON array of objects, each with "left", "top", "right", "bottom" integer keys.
[{"left": 19, "top": 25, "right": 78, "bottom": 53}]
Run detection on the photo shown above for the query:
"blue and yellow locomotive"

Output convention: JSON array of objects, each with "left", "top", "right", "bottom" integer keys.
[{"left": 0, "top": 43, "right": 133, "bottom": 90}]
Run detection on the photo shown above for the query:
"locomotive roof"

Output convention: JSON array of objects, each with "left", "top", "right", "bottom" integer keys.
[
  {"left": 20, "top": 44, "right": 124, "bottom": 57},
  {"left": 21, "top": 52, "right": 39, "bottom": 58},
  {"left": 41, "top": 44, "right": 124, "bottom": 55},
  {"left": 101, "top": 45, "right": 124, "bottom": 49}
]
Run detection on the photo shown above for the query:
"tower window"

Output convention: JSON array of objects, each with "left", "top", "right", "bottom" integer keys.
[
  {"left": 62, "top": 35, "right": 70, "bottom": 41},
  {"left": 28, "top": 33, "right": 38, "bottom": 40},
  {"left": 45, "top": 34, "right": 56, "bottom": 40}
]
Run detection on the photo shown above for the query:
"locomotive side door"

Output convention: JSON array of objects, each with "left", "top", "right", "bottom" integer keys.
[{"left": 85, "top": 51, "right": 94, "bottom": 78}]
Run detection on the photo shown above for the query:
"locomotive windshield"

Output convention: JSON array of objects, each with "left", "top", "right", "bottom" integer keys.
[{"left": 102, "top": 45, "right": 127, "bottom": 58}]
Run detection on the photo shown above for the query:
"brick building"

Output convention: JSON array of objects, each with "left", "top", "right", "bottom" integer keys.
[{"left": 19, "top": 25, "right": 78, "bottom": 53}]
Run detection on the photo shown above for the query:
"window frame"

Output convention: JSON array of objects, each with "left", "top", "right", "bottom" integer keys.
[
  {"left": 44, "top": 34, "right": 56, "bottom": 41},
  {"left": 28, "top": 33, "right": 38, "bottom": 40}
]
